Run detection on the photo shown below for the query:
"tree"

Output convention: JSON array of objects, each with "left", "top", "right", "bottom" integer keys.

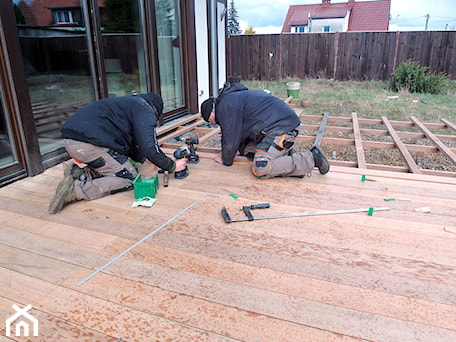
[
  {"left": 14, "top": 4, "right": 25, "bottom": 25},
  {"left": 227, "top": 0, "right": 241, "bottom": 35},
  {"left": 155, "top": 0, "right": 175, "bottom": 36},
  {"left": 244, "top": 26, "right": 256, "bottom": 35},
  {"left": 102, "top": 0, "right": 139, "bottom": 33}
]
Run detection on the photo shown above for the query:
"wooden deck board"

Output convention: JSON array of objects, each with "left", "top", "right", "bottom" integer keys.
[{"left": 1, "top": 154, "right": 455, "bottom": 341}]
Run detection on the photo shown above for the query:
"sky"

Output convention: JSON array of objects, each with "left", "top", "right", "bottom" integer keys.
[{"left": 233, "top": 0, "right": 456, "bottom": 34}]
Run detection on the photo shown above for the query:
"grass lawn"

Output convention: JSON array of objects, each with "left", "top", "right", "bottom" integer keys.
[{"left": 243, "top": 79, "right": 456, "bottom": 124}]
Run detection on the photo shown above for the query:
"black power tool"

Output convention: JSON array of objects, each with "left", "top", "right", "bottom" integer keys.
[{"left": 173, "top": 136, "right": 199, "bottom": 179}]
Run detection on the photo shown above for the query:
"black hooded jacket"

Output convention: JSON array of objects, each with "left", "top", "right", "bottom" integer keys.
[
  {"left": 214, "top": 83, "right": 301, "bottom": 166},
  {"left": 61, "top": 93, "right": 175, "bottom": 172}
]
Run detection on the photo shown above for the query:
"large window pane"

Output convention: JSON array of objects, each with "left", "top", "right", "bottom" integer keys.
[
  {"left": 101, "top": 0, "right": 147, "bottom": 97},
  {"left": 15, "top": 0, "right": 95, "bottom": 155},
  {"left": 156, "top": 0, "right": 184, "bottom": 111},
  {"left": 0, "top": 97, "right": 16, "bottom": 167}
]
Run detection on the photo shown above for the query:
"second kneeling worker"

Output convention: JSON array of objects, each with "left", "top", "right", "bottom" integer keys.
[{"left": 200, "top": 82, "right": 329, "bottom": 178}]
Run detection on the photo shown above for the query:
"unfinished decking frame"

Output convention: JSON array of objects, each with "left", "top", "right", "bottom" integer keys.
[{"left": 158, "top": 111, "right": 456, "bottom": 178}]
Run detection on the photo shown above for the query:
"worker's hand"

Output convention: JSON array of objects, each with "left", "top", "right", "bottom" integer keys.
[
  {"left": 174, "top": 158, "right": 187, "bottom": 172},
  {"left": 214, "top": 153, "right": 223, "bottom": 164}
]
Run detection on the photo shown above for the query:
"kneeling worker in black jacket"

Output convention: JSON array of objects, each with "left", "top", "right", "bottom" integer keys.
[
  {"left": 49, "top": 93, "right": 187, "bottom": 214},
  {"left": 200, "top": 82, "right": 329, "bottom": 178}
]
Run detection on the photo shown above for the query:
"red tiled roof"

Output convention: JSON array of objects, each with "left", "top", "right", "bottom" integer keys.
[
  {"left": 282, "top": 0, "right": 391, "bottom": 33},
  {"left": 348, "top": 0, "right": 391, "bottom": 31}
]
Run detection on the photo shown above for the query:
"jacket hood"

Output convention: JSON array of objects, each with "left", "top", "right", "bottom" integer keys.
[
  {"left": 219, "top": 82, "right": 248, "bottom": 98},
  {"left": 138, "top": 93, "right": 163, "bottom": 118},
  {"left": 214, "top": 82, "right": 248, "bottom": 110}
]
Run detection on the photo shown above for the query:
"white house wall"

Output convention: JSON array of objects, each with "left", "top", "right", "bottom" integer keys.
[
  {"left": 195, "top": 0, "right": 209, "bottom": 108},
  {"left": 217, "top": 0, "right": 226, "bottom": 90},
  {"left": 311, "top": 17, "right": 346, "bottom": 32},
  {"left": 195, "top": 0, "right": 226, "bottom": 112},
  {"left": 343, "top": 10, "right": 350, "bottom": 31}
]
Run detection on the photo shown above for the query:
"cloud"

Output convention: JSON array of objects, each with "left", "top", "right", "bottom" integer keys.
[
  {"left": 235, "top": 0, "right": 300, "bottom": 28},
  {"left": 234, "top": 0, "right": 456, "bottom": 33},
  {"left": 390, "top": 0, "right": 456, "bottom": 30}
]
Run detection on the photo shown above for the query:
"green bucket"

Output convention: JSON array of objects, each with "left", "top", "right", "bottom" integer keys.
[{"left": 286, "top": 82, "right": 300, "bottom": 99}]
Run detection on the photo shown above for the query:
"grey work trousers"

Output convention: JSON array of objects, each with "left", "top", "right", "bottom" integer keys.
[
  {"left": 251, "top": 128, "right": 314, "bottom": 178},
  {"left": 64, "top": 139, "right": 137, "bottom": 201}
]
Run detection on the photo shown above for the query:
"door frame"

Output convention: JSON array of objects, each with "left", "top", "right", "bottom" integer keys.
[
  {"left": 0, "top": 0, "right": 200, "bottom": 185},
  {"left": 0, "top": 2, "right": 43, "bottom": 185}
]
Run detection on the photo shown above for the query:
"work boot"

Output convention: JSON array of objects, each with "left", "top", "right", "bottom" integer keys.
[
  {"left": 311, "top": 146, "right": 330, "bottom": 175},
  {"left": 48, "top": 175, "right": 77, "bottom": 214},
  {"left": 53, "top": 163, "right": 77, "bottom": 196},
  {"left": 64, "top": 163, "right": 79, "bottom": 177}
]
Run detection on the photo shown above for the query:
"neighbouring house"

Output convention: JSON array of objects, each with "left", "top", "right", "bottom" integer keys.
[
  {"left": 0, "top": 0, "right": 227, "bottom": 185},
  {"left": 282, "top": 0, "right": 391, "bottom": 33},
  {"left": 16, "top": 0, "right": 99, "bottom": 26}
]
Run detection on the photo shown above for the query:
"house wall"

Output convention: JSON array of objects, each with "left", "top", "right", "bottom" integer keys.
[
  {"left": 195, "top": 1, "right": 209, "bottom": 106},
  {"left": 311, "top": 17, "right": 346, "bottom": 33},
  {"left": 195, "top": 0, "right": 226, "bottom": 109},
  {"left": 217, "top": 1, "right": 226, "bottom": 89},
  {"left": 18, "top": 0, "right": 104, "bottom": 26}
]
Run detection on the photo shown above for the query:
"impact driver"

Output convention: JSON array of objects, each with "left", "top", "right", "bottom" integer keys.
[{"left": 173, "top": 136, "right": 199, "bottom": 179}]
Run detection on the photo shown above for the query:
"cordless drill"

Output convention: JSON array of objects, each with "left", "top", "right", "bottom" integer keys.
[{"left": 173, "top": 136, "right": 199, "bottom": 179}]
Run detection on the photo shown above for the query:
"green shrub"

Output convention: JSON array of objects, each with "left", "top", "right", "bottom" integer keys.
[
  {"left": 424, "top": 72, "right": 449, "bottom": 94},
  {"left": 389, "top": 60, "right": 448, "bottom": 94}
]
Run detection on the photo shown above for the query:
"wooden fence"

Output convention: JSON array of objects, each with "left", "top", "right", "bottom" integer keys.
[{"left": 227, "top": 31, "right": 456, "bottom": 81}]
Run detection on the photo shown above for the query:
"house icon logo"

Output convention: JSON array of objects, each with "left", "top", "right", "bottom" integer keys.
[{"left": 5, "top": 304, "right": 39, "bottom": 337}]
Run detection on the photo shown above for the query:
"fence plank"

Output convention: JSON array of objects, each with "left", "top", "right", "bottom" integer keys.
[{"left": 228, "top": 31, "right": 456, "bottom": 81}]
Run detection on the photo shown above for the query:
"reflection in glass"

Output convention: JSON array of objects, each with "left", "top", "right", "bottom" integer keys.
[
  {"left": 101, "top": 0, "right": 147, "bottom": 97},
  {"left": 156, "top": 0, "right": 184, "bottom": 111},
  {"left": 15, "top": 0, "right": 95, "bottom": 155},
  {"left": 0, "top": 97, "right": 15, "bottom": 167}
]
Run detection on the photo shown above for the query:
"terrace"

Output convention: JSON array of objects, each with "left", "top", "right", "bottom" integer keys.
[{"left": 0, "top": 111, "right": 455, "bottom": 341}]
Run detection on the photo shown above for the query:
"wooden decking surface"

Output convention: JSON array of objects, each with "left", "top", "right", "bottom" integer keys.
[{"left": 1, "top": 151, "right": 456, "bottom": 341}]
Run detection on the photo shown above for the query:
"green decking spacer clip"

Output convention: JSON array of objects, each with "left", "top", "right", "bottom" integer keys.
[
  {"left": 384, "top": 198, "right": 396, "bottom": 201},
  {"left": 229, "top": 194, "right": 239, "bottom": 199},
  {"left": 361, "top": 175, "right": 366, "bottom": 182},
  {"left": 367, "top": 207, "right": 374, "bottom": 216}
]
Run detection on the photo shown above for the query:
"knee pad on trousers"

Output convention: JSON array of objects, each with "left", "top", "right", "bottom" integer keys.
[
  {"left": 115, "top": 167, "right": 135, "bottom": 180},
  {"left": 252, "top": 157, "right": 273, "bottom": 178},
  {"left": 87, "top": 157, "right": 106, "bottom": 169},
  {"left": 108, "top": 149, "right": 128, "bottom": 164}
]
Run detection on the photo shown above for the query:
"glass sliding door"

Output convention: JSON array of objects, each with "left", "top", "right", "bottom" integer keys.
[
  {"left": 155, "top": 0, "right": 184, "bottom": 111},
  {"left": 15, "top": 0, "right": 96, "bottom": 156},
  {"left": 101, "top": 0, "right": 148, "bottom": 97},
  {"left": 0, "top": 97, "right": 15, "bottom": 168}
]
